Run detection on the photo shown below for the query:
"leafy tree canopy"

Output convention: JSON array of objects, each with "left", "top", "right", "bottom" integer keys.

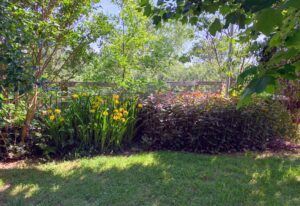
[
  {"left": 139, "top": 0, "right": 300, "bottom": 104},
  {"left": 0, "top": 0, "right": 111, "bottom": 94}
]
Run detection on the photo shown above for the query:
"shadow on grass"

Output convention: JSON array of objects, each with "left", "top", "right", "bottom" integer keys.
[{"left": 0, "top": 152, "right": 299, "bottom": 206}]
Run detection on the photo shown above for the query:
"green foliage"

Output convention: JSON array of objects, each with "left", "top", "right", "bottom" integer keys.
[
  {"left": 140, "top": 0, "right": 300, "bottom": 104},
  {"left": 187, "top": 21, "right": 251, "bottom": 84},
  {"left": 0, "top": 95, "right": 27, "bottom": 159},
  {"left": 209, "top": 19, "right": 222, "bottom": 36},
  {"left": 163, "top": 62, "right": 223, "bottom": 82},
  {"left": 40, "top": 93, "right": 140, "bottom": 156},
  {"left": 0, "top": 0, "right": 111, "bottom": 86},
  {"left": 0, "top": 0, "right": 112, "bottom": 141},
  {"left": 81, "top": 1, "right": 193, "bottom": 88},
  {"left": 254, "top": 8, "right": 283, "bottom": 35},
  {"left": 137, "top": 93, "right": 296, "bottom": 153}
]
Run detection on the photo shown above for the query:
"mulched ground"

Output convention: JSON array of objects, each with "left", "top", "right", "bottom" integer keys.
[
  {"left": 1, "top": 140, "right": 299, "bottom": 169},
  {"left": 266, "top": 139, "right": 300, "bottom": 153}
]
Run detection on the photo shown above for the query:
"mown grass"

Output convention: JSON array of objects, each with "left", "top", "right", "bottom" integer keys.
[{"left": 0, "top": 151, "right": 299, "bottom": 206}]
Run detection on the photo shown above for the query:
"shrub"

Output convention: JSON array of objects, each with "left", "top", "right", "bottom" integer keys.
[
  {"left": 0, "top": 98, "right": 27, "bottom": 159},
  {"left": 38, "top": 93, "right": 141, "bottom": 157},
  {"left": 136, "top": 92, "right": 296, "bottom": 153}
]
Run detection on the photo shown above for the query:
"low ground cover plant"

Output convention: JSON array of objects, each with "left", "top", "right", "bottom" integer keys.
[{"left": 136, "top": 92, "right": 297, "bottom": 153}]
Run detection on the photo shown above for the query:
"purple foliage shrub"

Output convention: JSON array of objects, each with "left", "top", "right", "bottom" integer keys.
[{"left": 136, "top": 92, "right": 296, "bottom": 153}]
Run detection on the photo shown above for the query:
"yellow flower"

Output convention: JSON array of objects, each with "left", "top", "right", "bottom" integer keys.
[
  {"left": 90, "top": 109, "right": 96, "bottom": 113},
  {"left": 54, "top": 109, "right": 61, "bottom": 114},
  {"left": 81, "top": 92, "right": 88, "bottom": 97},
  {"left": 119, "top": 108, "right": 124, "bottom": 112},
  {"left": 123, "top": 110, "right": 129, "bottom": 116},
  {"left": 95, "top": 96, "right": 102, "bottom": 101},
  {"left": 112, "top": 115, "right": 120, "bottom": 121},
  {"left": 121, "top": 118, "right": 126, "bottom": 123},
  {"left": 92, "top": 103, "right": 100, "bottom": 109},
  {"left": 138, "top": 103, "right": 143, "bottom": 108},
  {"left": 49, "top": 115, "right": 55, "bottom": 121},
  {"left": 114, "top": 100, "right": 120, "bottom": 105},
  {"left": 102, "top": 111, "right": 108, "bottom": 116},
  {"left": 72, "top": 94, "right": 79, "bottom": 99},
  {"left": 113, "top": 109, "right": 119, "bottom": 113},
  {"left": 113, "top": 94, "right": 119, "bottom": 100},
  {"left": 47, "top": 109, "right": 53, "bottom": 114}
]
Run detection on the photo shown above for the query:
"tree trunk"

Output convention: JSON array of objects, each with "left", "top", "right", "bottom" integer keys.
[
  {"left": 225, "top": 24, "right": 234, "bottom": 98},
  {"left": 20, "top": 85, "right": 39, "bottom": 143}
]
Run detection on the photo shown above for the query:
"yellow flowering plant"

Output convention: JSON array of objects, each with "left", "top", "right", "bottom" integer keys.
[
  {"left": 44, "top": 107, "right": 68, "bottom": 149},
  {"left": 43, "top": 92, "right": 141, "bottom": 153}
]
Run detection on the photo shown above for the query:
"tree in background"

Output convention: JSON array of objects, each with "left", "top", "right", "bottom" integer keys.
[
  {"left": 140, "top": 0, "right": 300, "bottom": 105},
  {"left": 0, "top": 0, "right": 111, "bottom": 141},
  {"left": 81, "top": 0, "right": 193, "bottom": 92}
]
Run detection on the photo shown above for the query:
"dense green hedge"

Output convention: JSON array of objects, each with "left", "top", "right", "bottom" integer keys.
[{"left": 136, "top": 93, "right": 296, "bottom": 153}]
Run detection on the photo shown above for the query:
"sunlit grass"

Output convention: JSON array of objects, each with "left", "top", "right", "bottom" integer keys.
[{"left": 0, "top": 152, "right": 299, "bottom": 206}]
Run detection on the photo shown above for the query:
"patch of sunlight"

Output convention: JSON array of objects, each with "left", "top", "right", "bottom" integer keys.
[
  {"left": 79, "top": 152, "right": 160, "bottom": 172},
  {"left": 255, "top": 152, "right": 300, "bottom": 160},
  {"left": 210, "top": 156, "right": 218, "bottom": 164},
  {"left": 274, "top": 191, "right": 281, "bottom": 198},
  {"left": 0, "top": 179, "right": 4, "bottom": 187},
  {"left": 249, "top": 169, "right": 272, "bottom": 184},
  {"left": 249, "top": 172, "right": 258, "bottom": 185},
  {"left": 34, "top": 153, "right": 160, "bottom": 177},
  {"left": 161, "top": 170, "right": 174, "bottom": 183},
  {"left": 37, "top": 160, "right": 80, "bottom": 177},
  {"left": 0, "top": 183, "right": 11, "bottom": 192},
  {"left": 10, "top": 184, "right": 40, "bottom": 198},
  {"left": 79, "top": 175, "right": 86, "bottom": 180},
  {"left": 250, "top": 189, "right": 265, "bottom": 198},
  {"left": 282, "top": 166, "right": 300, "bottom": 181},
  {"left": 50, "top": 184, "right": 60, "bottom": 192},
  {"left": 289, "top": 197, "right": 300, "bottom": 204}
]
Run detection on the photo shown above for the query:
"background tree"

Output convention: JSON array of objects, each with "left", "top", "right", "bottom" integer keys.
[
  {"left": 81, "top": 0, "right": 193, "bottom": 91},
  {"left": 0, "top": 0, "right": 111, "bottom": 141},
  {"left": 140, "top": 0, "right": 300, "bottom": 105}
]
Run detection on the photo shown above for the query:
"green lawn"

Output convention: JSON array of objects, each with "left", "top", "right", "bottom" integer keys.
[{"left": 0, "top": 152, "right": 299, "bottom": 206}]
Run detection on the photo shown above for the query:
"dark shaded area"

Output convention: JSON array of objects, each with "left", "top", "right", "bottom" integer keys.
[
  {"left": 0, "top": 152, "right": 299, "bottom": 206},
  {"left": 267, "top": 139, "right": 300, "bottom": 153}
]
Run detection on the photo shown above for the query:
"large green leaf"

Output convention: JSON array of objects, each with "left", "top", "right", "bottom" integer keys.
[
  {"left": 254, "top": 75, "right": 276, "bottom": 93},
  {"left": 269, "top": 48, "right": 299, "bottom": 65},
  {"left": 225, "top": 12, "right": 246, "bottom": 29},
  {"left": 277, "top": 65, "right": 298, "bottom": 80},
  {"left": 208, "top": 18, "right": 222, "bottom": 36},
  {"left": 237, "top": 66, "right": 259, "bottom": 84},
  {"left": 286, "top": 29, "right": 300, "bottom": 49},
  {"left": 237, "top": 88, "right": 254, "bottom": 108},
  {"left": 189, "top": 16, "right": 198, "bottom": 25},
  {"left": 242, "top": 0, "right": 279, "bottom": 12},
  {"left": 255, "top": 8, "right": 283, "bottom": 35},
  {"left": 153, "top": 15, "right": 162, "bottom": 25},
  {"left": 238, "top": 74, "right": 276, "bottom": 108},
  {"left": 284, "top": 0, "right": 300, "bottom": 9},
  {"left": 143, "top": 4, "right": 152, "bottom": 16}
]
